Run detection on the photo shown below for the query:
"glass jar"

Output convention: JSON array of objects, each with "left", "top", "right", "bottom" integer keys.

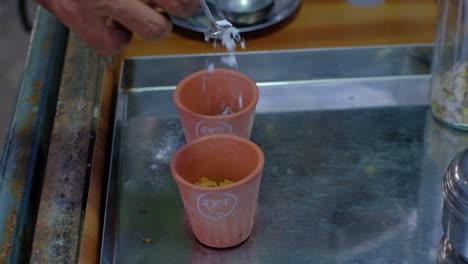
[{"left": 430, "top": 0, "right": 468, "bottom": 130}]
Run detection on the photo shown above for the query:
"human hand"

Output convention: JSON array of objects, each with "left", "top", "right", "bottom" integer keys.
[{"left": 37, "top": 0, "right": 199, "bottom": 55}]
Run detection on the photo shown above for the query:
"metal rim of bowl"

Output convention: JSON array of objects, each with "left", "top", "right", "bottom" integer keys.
[{"left": 170, "top": 0, "right": 302, "bottom": 33}]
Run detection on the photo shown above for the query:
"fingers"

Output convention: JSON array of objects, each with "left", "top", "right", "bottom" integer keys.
[
  {"left": 44, "top": 0, "right": 132, "bottom": 56},
  {"left": 75, "top": 15, "right": 132, "bottom": 56},
  {"left": 150, "top": 0, "right": 199, "bottom": 17},
  {"left": 39, "top": 0, "right": 199, "bottom": 55},
  {"left": 106, "top": 0, "right": 173, "bottom": 40},
  {"left": 95, "top": 19, "right": 133, "bottom": 56},
  {"left": 80, "top": 17, "right": 132, "bottom": 56}
]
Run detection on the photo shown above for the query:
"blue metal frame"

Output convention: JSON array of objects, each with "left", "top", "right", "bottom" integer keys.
[{"left": 0, "top": 8, "right": 68, "bottom": 263}]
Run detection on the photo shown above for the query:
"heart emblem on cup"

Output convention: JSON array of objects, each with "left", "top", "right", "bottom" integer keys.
[
  {"left": 195, "top": 120, "right": 233, "bottom": 138},
  {"left": 197, "top": 192, "right": 238, "bottom": 220}
]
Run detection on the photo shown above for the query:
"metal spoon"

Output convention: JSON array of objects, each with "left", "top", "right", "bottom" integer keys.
[{"left": 200, "top": 0, "right": 233, "bottom": 39}]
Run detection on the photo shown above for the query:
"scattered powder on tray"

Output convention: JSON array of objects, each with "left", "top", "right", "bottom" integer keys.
[{"left": 195, "top": 177, "right": 235, "bottom": 187}]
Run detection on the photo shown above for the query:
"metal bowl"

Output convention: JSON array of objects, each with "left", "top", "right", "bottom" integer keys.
[
  {"left": 217, "top": 0, "right": 275, "bottom": 26},
  {"left": 170, "top": 0, "right": 301, "bottom": 33}
]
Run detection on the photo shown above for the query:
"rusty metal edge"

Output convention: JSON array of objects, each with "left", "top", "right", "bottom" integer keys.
[
  {"left": 29, "top": 31, "right": 107, "bottom": 263},
  {"left": 0, "top": 8, "right": 68, "bottom": 264}
]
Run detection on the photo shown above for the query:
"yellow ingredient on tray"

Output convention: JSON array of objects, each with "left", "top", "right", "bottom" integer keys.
[{"left": 195, "top": 177, "right": 235, "bottom": 187}]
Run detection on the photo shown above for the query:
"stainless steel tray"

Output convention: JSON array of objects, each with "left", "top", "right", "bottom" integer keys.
[{"left": 101, "top": 45, "right": 468, "bottom": 263}]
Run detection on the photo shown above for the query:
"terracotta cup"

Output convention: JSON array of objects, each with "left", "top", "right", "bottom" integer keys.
[
  {"left": 170, "top": 135, "right": 264, "bottom": 248},
  {"left": 174, "top": 68, "right": 259, "bottom": 143}
]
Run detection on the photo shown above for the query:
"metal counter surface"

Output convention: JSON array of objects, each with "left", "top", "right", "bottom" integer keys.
[{"left": 102, "top": 45, "right": 468, "bottom": 263}]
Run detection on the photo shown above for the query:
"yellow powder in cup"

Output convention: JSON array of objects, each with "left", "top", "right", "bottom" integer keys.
[{"left": 195, "top": 177, "right": 235, "bottom": 187}]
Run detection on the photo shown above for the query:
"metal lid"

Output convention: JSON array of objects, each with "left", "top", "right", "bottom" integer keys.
[
  {"left": 437, "top": 236, "right": 468, "bottom": 264},
  {"left": 442, "top": 149, "right": 468, "bottom": 261},
  {"left": 444, "top": 150, "right": 468, "bottom": 219}
]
